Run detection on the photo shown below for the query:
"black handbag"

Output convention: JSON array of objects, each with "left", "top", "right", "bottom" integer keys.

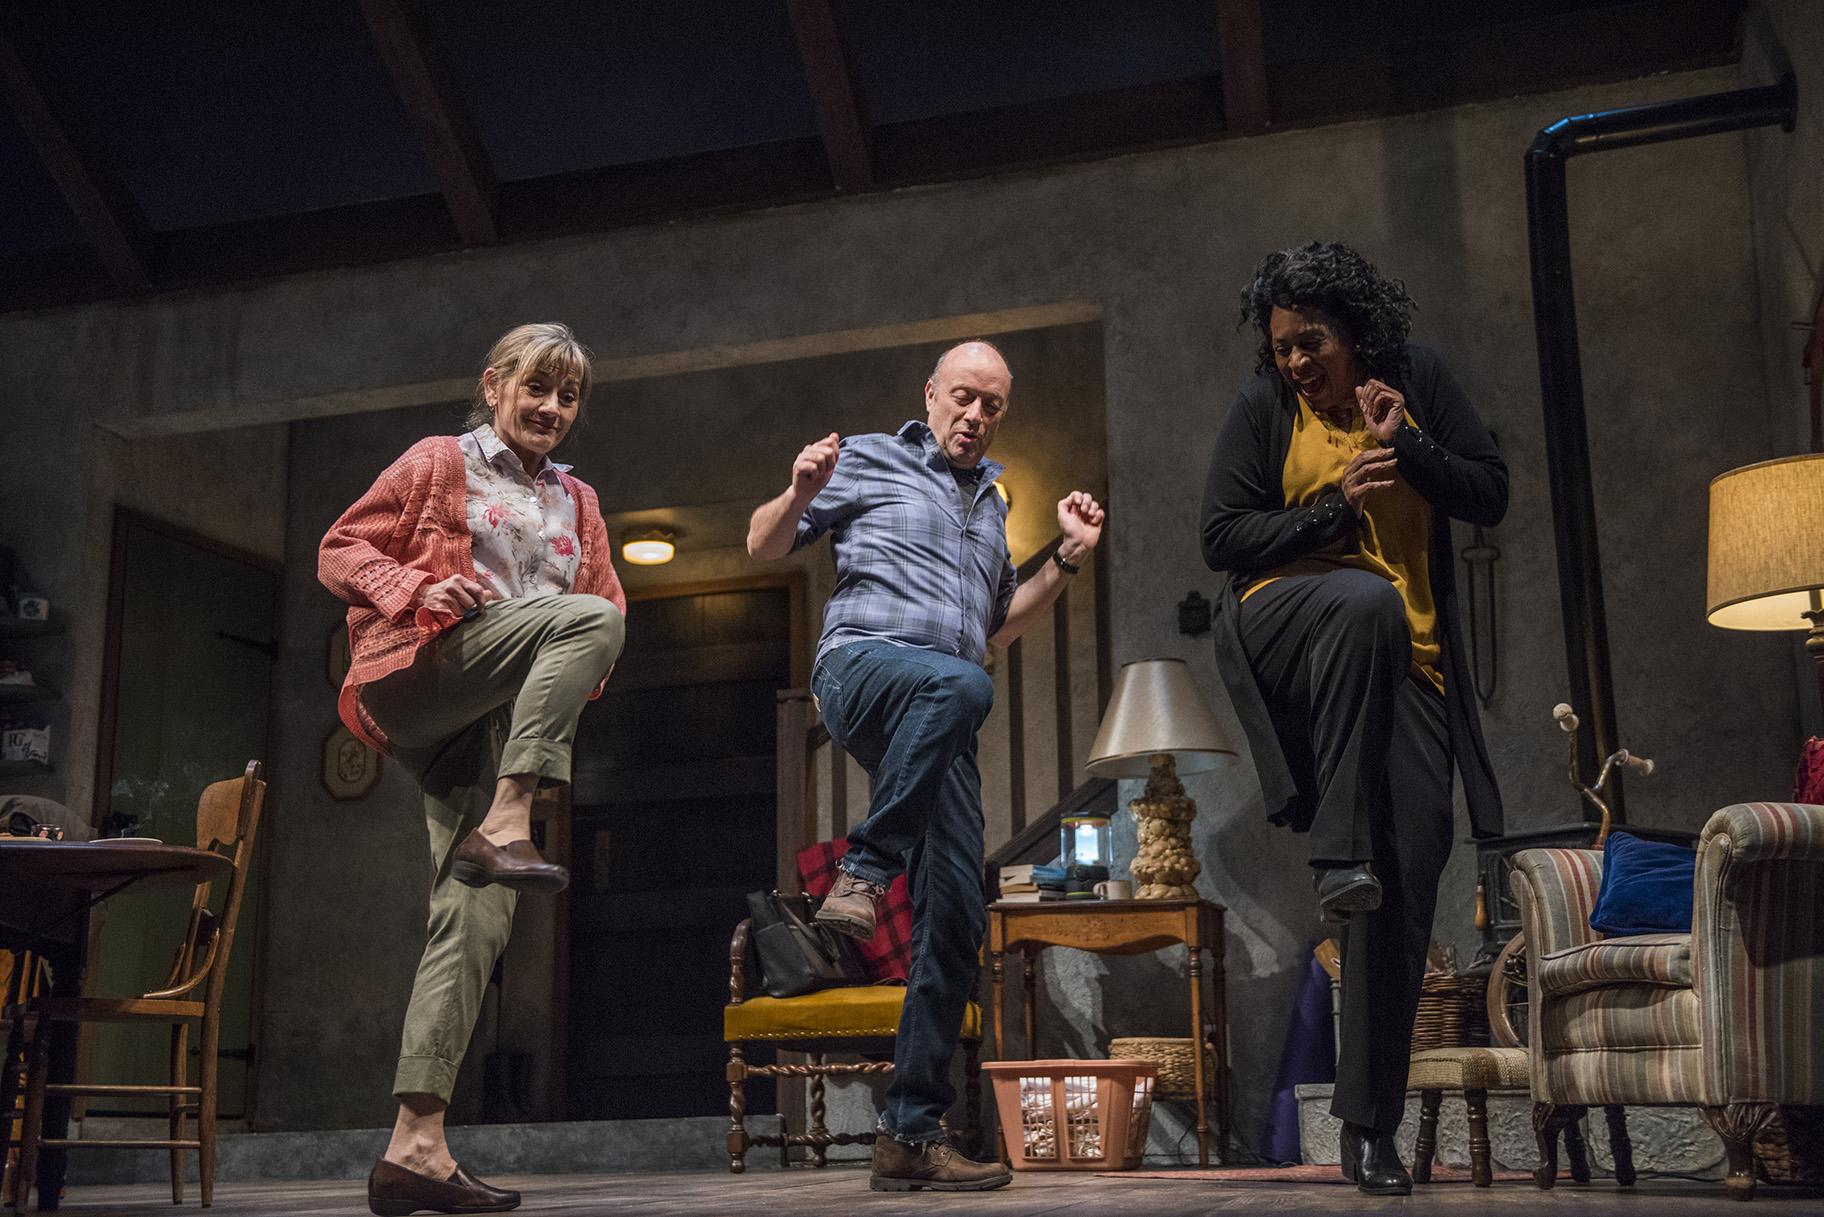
[{"left": 745, "top": 889, "right": 870, "bottom": 999}]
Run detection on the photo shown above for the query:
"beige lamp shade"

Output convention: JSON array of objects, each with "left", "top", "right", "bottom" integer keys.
[
  {"left": 1706, "top": 453, "right": 1824, "bottom": 630},
  {"left": 1085, "top": 657, "right": 1238, "bottom": 778}
]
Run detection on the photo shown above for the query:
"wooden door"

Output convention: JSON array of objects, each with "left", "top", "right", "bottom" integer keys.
[{"left": 566, "top": 582, "right": 792, "bottom": 1118}]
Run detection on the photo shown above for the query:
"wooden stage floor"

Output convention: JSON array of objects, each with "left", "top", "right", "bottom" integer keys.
[{"left": 42, "top": 1166, "right": 1824, "bottom": 1216}]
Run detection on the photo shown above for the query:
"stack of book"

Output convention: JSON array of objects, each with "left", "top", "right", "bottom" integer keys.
[{"left": 998, "top": 863, "right": 1067, "bottom": 902}]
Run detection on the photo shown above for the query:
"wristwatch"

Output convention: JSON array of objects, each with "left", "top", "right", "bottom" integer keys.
[{"left": 1052, "top": 550, "right": 1081, "bottom": 575}]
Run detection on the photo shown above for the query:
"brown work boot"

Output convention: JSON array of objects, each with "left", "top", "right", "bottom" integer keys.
[
  {"left": 813, "top": 870, "right": 886, "bottom": 940},
  {"left": 869, "top": 1137, "right": 1012, "bottom": 1192}
]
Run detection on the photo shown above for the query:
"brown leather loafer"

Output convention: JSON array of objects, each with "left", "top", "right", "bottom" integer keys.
[
  {"left": 367, "top": 1158, "right": 520, "bottom": 1215},
  {"left": 450, "top": 829, "right": 568, "bottom": 893}
]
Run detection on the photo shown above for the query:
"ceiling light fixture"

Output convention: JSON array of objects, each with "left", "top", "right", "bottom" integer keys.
[{"left": 620, "top": 530, "right": 676, "bottom": 566}]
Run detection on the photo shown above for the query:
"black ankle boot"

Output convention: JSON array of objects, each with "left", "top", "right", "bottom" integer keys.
[{"left": 1339, "top": 1122, "right": 1412, "bottom": 1195}]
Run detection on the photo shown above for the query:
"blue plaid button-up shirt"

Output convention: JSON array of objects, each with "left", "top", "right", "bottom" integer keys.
[{"left": 795, "top": 420, "right": 1017, "bottom": 669}]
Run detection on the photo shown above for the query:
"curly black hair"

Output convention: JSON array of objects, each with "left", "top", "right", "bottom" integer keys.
[{"left": 1238, "top": 241, "right": 1415, "bottom": 381}]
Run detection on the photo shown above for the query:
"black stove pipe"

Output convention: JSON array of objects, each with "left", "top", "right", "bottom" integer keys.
[{"left": 1526, "top": 75, "right": 1795, "bottom": 823}]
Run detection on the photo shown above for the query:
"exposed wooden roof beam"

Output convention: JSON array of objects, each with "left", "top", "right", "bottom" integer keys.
[
  {"left": 0, "top": 1, "right": 1745, "bottom": 316},
  {"left": 788, "top": 0, "right": 873, "bottom": 192},
  {"left": 1214, "top": 0, "right": 1269, "bottom": 135},
  {"left": 358, "top": 0, "right": 497, "bottom": 245},
  {"left": 0, "top": 26, "right": 148, "bottom": 289}
]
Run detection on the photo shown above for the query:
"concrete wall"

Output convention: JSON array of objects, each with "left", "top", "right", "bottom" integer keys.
[
  {"left": 0, "top": 51, "right": 1808, "bottom": 1148},
  {"left": 1744, "top": 0, "right": 1824, "bottom": 733}
]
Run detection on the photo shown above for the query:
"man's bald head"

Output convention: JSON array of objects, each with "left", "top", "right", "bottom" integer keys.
[
  {"left": 924, "top": 340, "right": 1013, "bottom": 469},
  {"left": 929, "top": 340, "right": 1012, "bottom": 396}
]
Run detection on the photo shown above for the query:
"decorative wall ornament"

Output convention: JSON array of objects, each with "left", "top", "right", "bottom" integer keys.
[{"left": 322, "top": 723, "right": 381, "bottom": 800}]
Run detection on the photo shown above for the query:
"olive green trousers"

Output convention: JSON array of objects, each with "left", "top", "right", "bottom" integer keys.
[{"left": 361, "top": 594, "right": 624, "bottom": 1103}]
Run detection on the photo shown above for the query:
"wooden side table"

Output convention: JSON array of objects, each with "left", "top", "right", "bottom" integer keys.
[{"left": 987, "top": 897, "right": 1230, "bottom": 1166}]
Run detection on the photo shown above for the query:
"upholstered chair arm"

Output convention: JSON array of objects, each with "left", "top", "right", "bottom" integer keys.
[
  {"left": 1700, "top": 802, "right": 1824, "bottom": 864},
  {"left": 1692, "top": 803, "right": 1824, "bottom": 1106},
  {"left": 1508, "top": 847, "right": 1605, "bottom": 957}
]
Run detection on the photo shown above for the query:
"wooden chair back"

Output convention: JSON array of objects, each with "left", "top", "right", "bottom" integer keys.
[{"left": 143, "top": 761, "right": 266, "bottom": 1006}]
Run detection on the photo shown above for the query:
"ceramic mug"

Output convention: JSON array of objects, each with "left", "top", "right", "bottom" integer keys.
[{"left": 1094, "top": 879, "right": 1133, "bottom": 900}]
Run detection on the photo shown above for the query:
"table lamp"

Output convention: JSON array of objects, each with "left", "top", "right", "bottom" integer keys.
[
  {"left": 1086, "top": 658, "right": 1238, "bottom": 899},
  {"left": 1706, "top": 453, "right": 1824, "bottom": 668}
]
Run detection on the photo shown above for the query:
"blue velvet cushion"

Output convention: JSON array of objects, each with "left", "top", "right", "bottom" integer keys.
[{"left": 1588, "top": 831, "right": 1696, "bottom": 937}]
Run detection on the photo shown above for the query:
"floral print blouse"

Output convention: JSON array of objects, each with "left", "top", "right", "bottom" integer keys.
[{"left": 459, "top": 424, "right": 580, "bottom": 601}]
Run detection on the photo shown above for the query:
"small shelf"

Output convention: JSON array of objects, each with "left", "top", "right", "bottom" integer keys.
[
  {"left": 0, "top": 758, "right": 53, "bottom": 777},
  {"left": 0, "top": 615, "right": 61, "bottom": 640},
  {"left": 0, "top": 683, "right": 57, "bottom": 707}
]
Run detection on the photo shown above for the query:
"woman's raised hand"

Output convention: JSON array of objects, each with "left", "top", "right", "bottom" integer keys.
[
  {"left": 791, "top": 433, "right": 841, "bottom": 498},
  {"left": 1341, "top": 448, "right": 1399, "bottom": 516},
  {"left": 1356, "top": 378, "right": 1406, "bottom": 443},
  {"left": 418, "top": 574, "right": 496, "bottom": 618}
]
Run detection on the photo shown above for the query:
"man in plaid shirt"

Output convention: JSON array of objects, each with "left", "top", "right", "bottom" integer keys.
[{"left": 748, "top": 340, "right": 1105, "bottom": 1192}]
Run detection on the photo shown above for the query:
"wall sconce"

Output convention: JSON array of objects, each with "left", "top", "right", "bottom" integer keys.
[
  {"left": 1177, "top": 591, "right": 1211, "bottom": 636},
  {"left": 620, "top": 530, "right": 676, "bottom": 566}
]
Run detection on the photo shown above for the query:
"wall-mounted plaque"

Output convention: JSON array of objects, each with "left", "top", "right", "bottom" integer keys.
[{"left": 322, "top": 723, "right": 381, "bottom": 800}]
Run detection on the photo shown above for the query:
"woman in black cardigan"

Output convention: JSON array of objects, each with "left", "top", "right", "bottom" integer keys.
[{"left": 1200, "top": 242, "right": 1507, "bottom": 1195}]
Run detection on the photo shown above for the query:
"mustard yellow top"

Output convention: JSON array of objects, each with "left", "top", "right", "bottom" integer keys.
[{"left": 1241, "top": 396, "right": 1443, "bottom": 693}]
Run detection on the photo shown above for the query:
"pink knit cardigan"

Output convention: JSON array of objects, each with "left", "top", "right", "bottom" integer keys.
[{"left": 318, "top": 436, "right": 627, "bottom": 754}]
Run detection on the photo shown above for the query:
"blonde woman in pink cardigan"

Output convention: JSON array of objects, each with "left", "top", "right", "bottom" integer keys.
[{"left": 320, "top": 322, "right": 625, "bottom": 1216}]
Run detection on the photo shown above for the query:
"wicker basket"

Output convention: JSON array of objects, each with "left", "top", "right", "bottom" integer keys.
[
  {"left": 1107, "top": 1036, "right": 1213, "bottom": 1100},
  {"left": 1412, "top": 973, "right": 1490, "bottom": 1052}
]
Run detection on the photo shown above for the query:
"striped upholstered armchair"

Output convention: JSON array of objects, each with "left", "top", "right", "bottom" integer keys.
[{"left": 1510, "top": 802, "right": 1824, "bottom": 1200}]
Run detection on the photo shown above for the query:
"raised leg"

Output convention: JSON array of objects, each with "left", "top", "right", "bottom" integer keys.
[
  {"left": 1702, "top": 1103, "right": 1774, "bottom": 1202},
  {"left": 725, "top": 1046, "right": 748, "bottom": 1174},
  {"left": 168, "top": 1022, "right": 190, "bottom": 1205},
  {"left": 1465, "top": 1089, "right": 1492, "bottom": 1188},
  {"left": 1604, "top": 1105, "right": 1635, "bottom": 1187},
  {"left": 1563, "top": 1106, "right": 1591, "bottom": 1183},
  {"left": 1412, "top": 1089, "right": 1441, "bottom": 1184},
  {"left": 807, "top": 1059, "right": 828, "bottom": 1168}
]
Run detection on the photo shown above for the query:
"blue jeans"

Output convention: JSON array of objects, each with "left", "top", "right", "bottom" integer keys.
[{"left": 812, "top": 640, "right": 994, "bottom": 1144}]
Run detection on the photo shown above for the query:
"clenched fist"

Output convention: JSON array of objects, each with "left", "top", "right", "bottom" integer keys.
[
  {"left": 416, "top": 574, "right": 497, "bottom": 618},
  {"left": 792, "top": 433, "right": 841, "bottom": 498},
  {"left": 1355, "top": 379, "right": 1406, "bottom": 443}
]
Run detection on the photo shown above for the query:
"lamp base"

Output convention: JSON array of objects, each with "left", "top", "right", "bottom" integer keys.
[{"left": 1129, "top": 754, "right": 1202, "bottom": 899}]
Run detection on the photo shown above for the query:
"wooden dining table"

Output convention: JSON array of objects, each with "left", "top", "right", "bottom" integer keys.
[{"left": 0, "top": 838, "right": 230, "bottom": 1212}]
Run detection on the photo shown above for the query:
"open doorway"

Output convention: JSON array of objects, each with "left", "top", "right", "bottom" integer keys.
[
  {"left": 86, "top": 509, "right": 277, "bottom": 1122},
  {"left": 565, "top": 576, "right": 800, "bottom": 1119}
]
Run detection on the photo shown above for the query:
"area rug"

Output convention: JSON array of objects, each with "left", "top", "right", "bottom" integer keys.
[{"left": 1101, "top": 1164, "right": 1531, "bottom": 1184}]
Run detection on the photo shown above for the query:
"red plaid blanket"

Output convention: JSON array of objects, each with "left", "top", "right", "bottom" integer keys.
[
  {"left": 797, "top": 839, "right": 913, "bottom": 982},
  {"left": 1797, "top": 737, "right": 1824, "bottom": 803}
]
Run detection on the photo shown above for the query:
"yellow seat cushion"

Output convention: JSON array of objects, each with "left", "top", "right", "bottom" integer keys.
[
  {"left": 725, "top": 986, "right": 982, "bottom": 1043},
  {"left": 1407, "top": 1046, "right": 1530, "bottom": 1092}
]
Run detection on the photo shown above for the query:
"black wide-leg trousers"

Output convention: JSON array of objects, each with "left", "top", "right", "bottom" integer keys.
[{"left": 1239, "top": 570, "right": 1453, "bottom": 1133}]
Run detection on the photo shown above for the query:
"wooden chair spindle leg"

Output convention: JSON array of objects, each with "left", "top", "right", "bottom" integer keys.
[
  {"left": 1412, "top": 1090, "right": 1440, "bottom": 1184},
  {"left": 1465, "top": 1089, "right": 1492, "bottom": 1188}
]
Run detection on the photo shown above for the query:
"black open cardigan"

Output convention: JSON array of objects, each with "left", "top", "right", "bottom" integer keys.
[{"left": 1199, "top": 343, "right": 1509, "bottom": 840}]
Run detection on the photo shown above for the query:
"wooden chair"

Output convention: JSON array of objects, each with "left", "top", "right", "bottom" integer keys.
[
  {"left": 721, "top": 920, "right": 983, "bottom": 1172},
  {"left": 8, "top": 761, "right": 266, "bottom": 1211}
]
